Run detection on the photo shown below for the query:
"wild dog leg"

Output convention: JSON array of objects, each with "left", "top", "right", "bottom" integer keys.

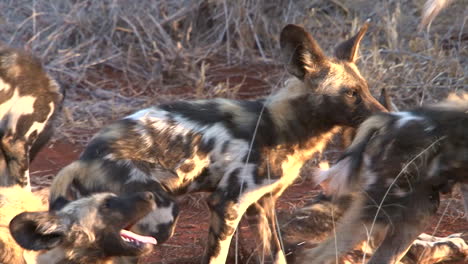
[
  {"left": 246, "top": 195, "right": 287, "bottom": 264},
  {"left": 298, "top": 195, "right": 373, "bottom": 264},
  {"left": 203, "top": 175, "right": 279, "bottom": 264},
  {"left": 367, "top": 190, "right": 436, "bottom": 264},
  {"left": 204, "top": 191, "right": 244, "bottom": 264},
  {"left": 1, "top": 135, "right": 30, "bottom": 189},
  {"left": 367, "top": 221, "right": 426, "bottom": 264}
]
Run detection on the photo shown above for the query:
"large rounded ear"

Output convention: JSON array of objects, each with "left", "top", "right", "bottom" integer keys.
[
  {"left": 9, "top": 211, "right": 66, "bottom": 251},
  {"left": 334, "top": 21, "right": 370, "bottom": 63},
  {"left": 280, "top": 24, "right": 327, "bottom": 80}
]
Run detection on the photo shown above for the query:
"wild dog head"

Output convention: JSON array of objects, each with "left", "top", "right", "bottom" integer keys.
[
  {"left": 279, "top": 22, "right": 387, "bottom": 127},
  {"left": 10, "top": 192, "right": 157, "bottom": 263},
  {"left": 49, "top": 160, "right": 180, "bottom": 245}
]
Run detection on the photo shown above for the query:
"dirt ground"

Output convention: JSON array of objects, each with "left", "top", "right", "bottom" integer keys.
[{"left": 30, "top": 140, "right": 468, "bottom": 264}]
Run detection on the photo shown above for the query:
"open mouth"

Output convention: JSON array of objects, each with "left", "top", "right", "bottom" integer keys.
[{"left": 120, "top": 229, "right": 157, "bottom": 247}]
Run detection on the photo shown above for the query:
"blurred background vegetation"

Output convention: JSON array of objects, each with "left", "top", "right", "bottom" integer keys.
[{"left": 1, "top": 0, "right": 466, "bottom": 142}]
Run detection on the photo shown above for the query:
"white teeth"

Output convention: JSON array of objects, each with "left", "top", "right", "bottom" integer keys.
[{"left": 121, "top": 236, "right": 143, "bottom": 246}]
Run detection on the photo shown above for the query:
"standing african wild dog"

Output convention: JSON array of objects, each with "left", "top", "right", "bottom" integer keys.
[
  {"left": 1, "top": 184, "right": 157, "bottom": 264},
  {"left": 49, "top": 22, "right": 386, "bottom": 263},
  {"left": 0, "top": 45, "right": 63, "bottom": 190},
  {"left": 302, "top": 92, "right": 468, "bottom": 264}
]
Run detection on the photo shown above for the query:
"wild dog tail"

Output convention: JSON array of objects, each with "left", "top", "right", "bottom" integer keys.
[
  {"left": 315, "top": 114, "right": 390, "bottom": 196},
  {"left": 49, "top": 161, "right": 90, "bottom": 209}
]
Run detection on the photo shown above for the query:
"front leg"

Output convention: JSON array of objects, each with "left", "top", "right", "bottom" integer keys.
[
  {"left": 1, "top": 135, "right": 30, "bottom": 190},
  {"left": 204, "top": 190, "right": 245, "bottom": 264},
  {"left": 367, "top": 221, "right": 425, "bottom": 264},
  {"left": 298, "top": 194, "right": 370, "bottom": 264},
  {"left": 203, "top": 167, "right": 279, "bottom": 264},
  {"left": 246, "top": 195, "right": 287, "bottom": 264},
  {"left": 367, "top": 193, "right": 435, "bottom": 264}
]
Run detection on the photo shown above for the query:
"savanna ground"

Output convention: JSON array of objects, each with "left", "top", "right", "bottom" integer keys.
[{"left": 2, "top": 0, "right": 467, "bottom": 263}]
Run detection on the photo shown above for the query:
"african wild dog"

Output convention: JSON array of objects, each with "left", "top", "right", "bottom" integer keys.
[
  {"left": 1, "top": 184, "right": 157, "bottom": 264},
  {"left": 279, "top": 192, "right": 468, "bottom": 264},
  {"left": 0, "top": 45, "right": 63, "bottom": 190},
  {"left": 301, "top": 92, "right": 468, "bottom": 264},
  {"left": 49, "top": 22, "right": 386, "bottom": 263}
]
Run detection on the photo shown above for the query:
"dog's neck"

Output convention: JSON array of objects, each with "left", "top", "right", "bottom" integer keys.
[{"left": 264, "top": 80, "right": 340, "bottom": 147}]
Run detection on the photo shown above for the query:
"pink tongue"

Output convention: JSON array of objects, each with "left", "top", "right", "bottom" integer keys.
[{"left": 120, "top": 229, "right": 157, "bottom": 245}]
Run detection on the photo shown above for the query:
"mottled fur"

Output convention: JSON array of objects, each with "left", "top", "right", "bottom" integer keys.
[
  {"left": 1, "top": 185, "right": 156, "bottom": 264},
  {"left": 49, "top": 23, "right": 386, "bottom": 264},
  {"left": 279, "top": 193, "right": 468, "bottom": 264},
  {"left": 306, "top": 92, "right": 468, "bottom": 264},
  {"left": 0, "top": 45, "right": 63, "bottom": 190}
]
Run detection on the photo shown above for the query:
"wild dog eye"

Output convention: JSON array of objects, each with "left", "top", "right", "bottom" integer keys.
[{"left": 345, "top": 89, "right": 357, "bottom": 98}]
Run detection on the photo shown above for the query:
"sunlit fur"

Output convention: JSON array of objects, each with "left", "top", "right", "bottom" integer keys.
[
  {"left": 0, "top": 186, "right": 46, "bottom": 264},
  {"left": 49, "top": 23, "right": 386, "bottom": 264}
]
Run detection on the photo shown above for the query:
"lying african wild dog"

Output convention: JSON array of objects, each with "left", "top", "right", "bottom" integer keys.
[
  {"left": 1, "top": 185, "right": 157, "bottom": 264},
  {"left": 49, "top": 22, "right": 386, "bottom": 263},
  {"left": 279, "top": 193, "right": 468, "bottom": 264},
  {"left": 301, "top": 92, "right": 468, "bottom": 264},
  {"left": 0, "top": 44, "right": 63, "bottom": 190}
]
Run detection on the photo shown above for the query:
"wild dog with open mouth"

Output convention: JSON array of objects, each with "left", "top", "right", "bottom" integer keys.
[
  {"left": 301, "top": 92, "right": 468, "bottom": 264},
  {"left": 1, "top": 185, "right": 157, "bottom": 264},
  {"left": 0, "top": 45, "right": 63, "bottom": 190},
  {"left": 49, "top": 22, "right": 386, "bottom": 263}
]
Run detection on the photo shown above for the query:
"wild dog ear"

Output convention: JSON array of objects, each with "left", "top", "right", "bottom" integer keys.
[
  {"left": 9, "top": 211, "right": 66, "bottom": 251},
  {"left": 280, "top": 24, "right": 327, "bottom": 80},
  {"left": 334, "top": 21, "right": 369, "bottom": 63}
]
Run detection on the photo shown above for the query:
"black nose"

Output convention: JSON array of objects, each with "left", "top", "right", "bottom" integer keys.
[{"left": 140, "top": 192, "right": 154, "bottom": 201}]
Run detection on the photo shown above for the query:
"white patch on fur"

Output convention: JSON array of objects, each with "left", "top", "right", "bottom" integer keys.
[
  {"left": 23, "top": 169, "right": 31, "bottom": 192},
  {"left": 0, "top": 88, "right": 54, "bottom": 139},
  {"left": 0, "top": 78, "right": 11, "bottom": 92},
  {"left": 25, "top": 102, "right": 55, "bottom": 138},
  {"left": 0, "top": 90, "right": 35, "bottom": 132},
  {"left": 127, "top": 167, "right": 150, "bottom": 183},
  {"left": 393, "top": 112, "right": 424, "bottom": 128},
  {"left": 129, "top": 107, "right": 209, "bottom": 141},
  {"left": 316, "top": 156, "right": 353, "bottom": 195}
]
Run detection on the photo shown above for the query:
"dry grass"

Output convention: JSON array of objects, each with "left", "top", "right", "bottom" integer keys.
[{"left": 1, "top": 0, "right": 466, "bottom": 144}]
